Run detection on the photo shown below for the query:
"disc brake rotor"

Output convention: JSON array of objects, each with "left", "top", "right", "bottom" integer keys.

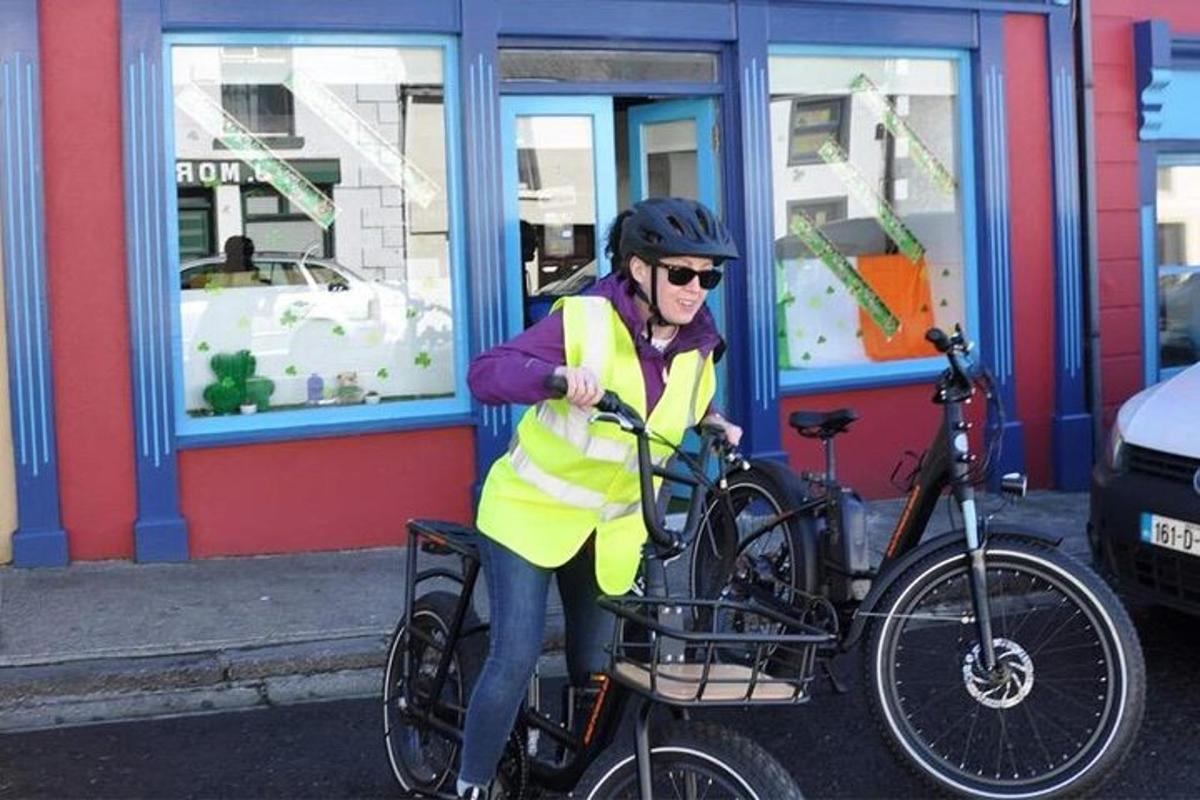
[{"left": 962, "top": 638, "right": 1034, "bottom": 709}]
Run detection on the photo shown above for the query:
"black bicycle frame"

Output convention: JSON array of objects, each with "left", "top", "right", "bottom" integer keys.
[{"left": 397, "top": 416, "right": 737, "bottom": 799}]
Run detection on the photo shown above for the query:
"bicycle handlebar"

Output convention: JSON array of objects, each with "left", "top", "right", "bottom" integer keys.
[
  {"left": 542, "top": 373, "right": 736, "bottom": 560},
  {"left": 925, "top": 325, "right": 974, "bottom": 392}
]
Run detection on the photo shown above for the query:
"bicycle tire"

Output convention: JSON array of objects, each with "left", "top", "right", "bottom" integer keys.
[
  {"left": 690, "top": 460, "right": 818, "bottom": 601},
  {"left": 569, "top": 719, "right": 803, "bottom": 800},
  {"left": 864, "top": 535, "right": 1145, "bottom": 799},
  {"left": 382, "top": 590, "right": 487, "bottom": 796}
]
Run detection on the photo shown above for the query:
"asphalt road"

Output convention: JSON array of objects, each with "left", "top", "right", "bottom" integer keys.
[{"left": 1, "top": 602, "right": 1197, "bottom": 799}]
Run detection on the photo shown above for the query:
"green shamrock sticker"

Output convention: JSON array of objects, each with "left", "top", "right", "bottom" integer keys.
[
  {"left": 376, "top": 368, "right": 390, "bottom": 379},
  {"left": 280, "top": 309, "right": 299, "bottom": 327},
  {"left": 331, "top": 325, "right": 346, "bottom": 337},
  {"left": 197, "top": 341, "right": 210, "bottom": 352},
  {"left": 414, "top": 352, "right": 432, "bottom": 368},
  {"left": 406, "top": 307, "right": 419, "bottom": 319},
  {"left": 284, "top": 365, "right": 298, "bottom": 376}
]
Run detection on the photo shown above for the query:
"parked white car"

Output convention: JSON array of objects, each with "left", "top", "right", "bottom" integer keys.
[
  {"left": 179, "top": 252, "right": 454, "bottom": 414},
  {"left": 1089, "top": 362, "right": 1200, "bottom": 613}
]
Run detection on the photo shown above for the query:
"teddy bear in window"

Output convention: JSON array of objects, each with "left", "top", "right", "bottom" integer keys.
[{"left": 334, "top": 371, "right": 365, "bottom": 405}]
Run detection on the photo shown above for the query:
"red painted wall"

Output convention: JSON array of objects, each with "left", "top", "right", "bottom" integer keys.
[
  {"left": 781, "top": 385, "right": 955, "bottom": 499},
  {"left": 38, "top": 0, "right": 478, "bottom": 559},
  {"left": 780, "top": 16, "right": 1059, "bottom": 496},
  {"left": 1091, "top": 1, "right": 1200, "bottom": 427},
  {"left": 1005, "top": 14, "right": 1056, "bottom": 488},
  {"left": 180, "top": 428, "right": 476, "bottom": 557},
  {"left": 40, "top": 0, "right": 138, "bottom": 559}
]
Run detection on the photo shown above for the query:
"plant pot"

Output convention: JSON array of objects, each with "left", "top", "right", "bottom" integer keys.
[{"left": 239, "top": 403, "right": 258, "bottom": 415}]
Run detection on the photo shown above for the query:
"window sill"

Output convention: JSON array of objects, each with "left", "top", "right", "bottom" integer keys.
[
  {"left": 176, "top": 402, "right": 473, "bottom": 449},
  {"left": 779, "top": 356, "right": 944, "bottom": 396}
]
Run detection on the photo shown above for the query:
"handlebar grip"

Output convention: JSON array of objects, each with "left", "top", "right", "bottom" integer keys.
[
  {"left": 544, "top": 372, "right": 627, "bottom": 417},
  {"left": 544, "top": 373, "right": 569, "bottom": 397},
  {"left": 925, "top": 327, "right": 951, "bottom": 353}
]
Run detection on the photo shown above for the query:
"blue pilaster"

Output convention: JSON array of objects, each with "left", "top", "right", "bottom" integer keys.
[
  {"left": 1047, "top": 9, "right": 1092, "bottom": 489},
  {"left": 0, "top": 0, "right": 68, "bottom": 566},
  {"left": 120, "top": 0, "right": 189, "bottom": 561},
  {"left": 460, "top": 0, "right": 511, "bottom": 499},
  {"left": 975, "top": 13, "right": 1026, "bottom": 484},
  {"left": 725, "top": 0, "right": 785, "bottom": 463}
]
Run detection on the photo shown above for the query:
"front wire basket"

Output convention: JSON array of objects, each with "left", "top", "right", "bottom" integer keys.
[{"left": 598, "top": 595, "right": 837, "bottom": 707}]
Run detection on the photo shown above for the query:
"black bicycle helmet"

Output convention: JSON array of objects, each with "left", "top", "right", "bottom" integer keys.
[
  {"left": 616, "top": 197, "right": 739, "bottom": 266},
  {"left": 606, "top": 198, "right": 738, "bottom": 332}
]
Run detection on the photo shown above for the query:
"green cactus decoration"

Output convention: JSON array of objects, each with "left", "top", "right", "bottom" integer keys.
[{"left": 202, "top": 350, "right": 275, "bottom": 415}]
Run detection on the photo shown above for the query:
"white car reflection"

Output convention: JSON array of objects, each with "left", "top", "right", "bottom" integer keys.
[{"left": 179, "top": 252, "right": 454, "bottom": 413}]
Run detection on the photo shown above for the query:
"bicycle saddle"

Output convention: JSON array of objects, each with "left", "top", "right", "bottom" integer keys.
[{"left": 788, "top": 408, "right": 859, "bottom": 439}]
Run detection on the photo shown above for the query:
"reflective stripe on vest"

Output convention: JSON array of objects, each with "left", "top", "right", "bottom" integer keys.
[{"left": 476, "top": 295, "right": 715, "bottom": 594}]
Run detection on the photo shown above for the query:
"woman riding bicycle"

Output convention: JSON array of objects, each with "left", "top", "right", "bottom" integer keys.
[{"left": 457, "top": 197, "right": 742, "bottom": 799}]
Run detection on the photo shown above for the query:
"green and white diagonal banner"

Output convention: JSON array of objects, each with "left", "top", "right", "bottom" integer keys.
[
  {"left": 285, "top": 70, "right": 440, "bottom": 209},
  {"left": 789, "top": 213, "right": 900, "bottom": 337},
  {"left": 175, "top": 83, "right": 338, "bottom": 228},
  {"left": 849, "top": 73, "right": 958, "bottom": 195},
  {"left": 817, "top": 138, "right": 925, "bottom": 265}
]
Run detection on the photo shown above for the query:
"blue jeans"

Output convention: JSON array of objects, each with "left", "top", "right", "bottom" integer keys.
[{"left": 458, "top": 536, "right": 614, "bottom": 786}]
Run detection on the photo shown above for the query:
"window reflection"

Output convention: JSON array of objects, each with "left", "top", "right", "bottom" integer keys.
[
  {"left": 769, "top": 54, "right": 967, "bottom": 371},
  {"left": 1156, "top": 163, "right": 1200, "bottom": 370},
  {"left": 172, "top": 45, "right": 455, "bottom": 417}
]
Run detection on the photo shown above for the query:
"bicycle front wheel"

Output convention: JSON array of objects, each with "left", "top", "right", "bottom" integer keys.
[
  {"left": 571, "top": 720, "right": 803, "bottom": 800},
  {"left": 865, "top": 536, "right": 1145, "bottom": 799}
]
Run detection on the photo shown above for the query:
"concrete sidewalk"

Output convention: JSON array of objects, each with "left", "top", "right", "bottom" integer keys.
[{"left": 0, "top": 491, "right": 1090, "bottom": 733}]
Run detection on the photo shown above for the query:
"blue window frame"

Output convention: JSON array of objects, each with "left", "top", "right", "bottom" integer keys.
[
  {"left": 161, "top": 33, "right": 470, "bottom": 445},
  {"left": 1144, "top": 150, "right": 1200, "bottom": 383},
  {"left": 768, "top": 44, "right": 980, "bottom": 394}
]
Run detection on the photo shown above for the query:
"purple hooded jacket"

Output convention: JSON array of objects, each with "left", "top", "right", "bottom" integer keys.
[{"left": 467, "top": 273, "right": 723, "bottom": 415}]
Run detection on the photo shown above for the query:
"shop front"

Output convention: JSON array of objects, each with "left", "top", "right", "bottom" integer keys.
[
  {"left": 1090, "top": 1, "right": 1200, "bottom": 421},
  {"left": 9, "top": 0, "right": 1091, "bottom": 564}
]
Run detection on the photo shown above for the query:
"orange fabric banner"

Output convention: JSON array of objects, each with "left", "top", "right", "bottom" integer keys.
[{"left": 857, "top": 253, "right": 938, "bottom": 361}]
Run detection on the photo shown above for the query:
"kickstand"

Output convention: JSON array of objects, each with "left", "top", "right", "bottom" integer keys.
[{"left": 821, "top": 658, "right": 849, "bottom": 694}]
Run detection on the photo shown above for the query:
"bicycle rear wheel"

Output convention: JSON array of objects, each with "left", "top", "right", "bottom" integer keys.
[
  {"left": 570, "top": 720, "right": 803, "bottom": 800},
  {"left": 865, "top": 536, "right": 1145, "bottom": 799},
  {"left": 690, "top": 460, "right": 817, "bottom": 602},
  {"left": 382, "top": 590, "right": 486, "bottom": 795}
]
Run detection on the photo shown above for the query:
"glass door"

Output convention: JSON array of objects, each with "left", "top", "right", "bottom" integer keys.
[
  {"left": 501, "top": 96, "right": 617, "bottom": 336},
  {"left": 627, "top": 97, "right": 726, "bottom": 409}
]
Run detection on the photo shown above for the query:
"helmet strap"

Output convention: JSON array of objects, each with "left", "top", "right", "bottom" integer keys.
[{"left": 627, "top": 258, "right": 669, "bottom": 339}]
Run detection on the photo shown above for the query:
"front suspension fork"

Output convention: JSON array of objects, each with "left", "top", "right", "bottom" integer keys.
[{"left": 958, "top": 484, "right": 997, "bottom": 671}]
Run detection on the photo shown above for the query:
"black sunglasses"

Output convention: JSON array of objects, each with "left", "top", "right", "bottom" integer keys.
[{"left": 653, "top": 261, "right": 723, "bottom": 290}]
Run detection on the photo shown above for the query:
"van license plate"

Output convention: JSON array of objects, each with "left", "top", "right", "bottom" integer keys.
[{"left": 1141, "top": 513, "right": 1200, "bottom": 557}]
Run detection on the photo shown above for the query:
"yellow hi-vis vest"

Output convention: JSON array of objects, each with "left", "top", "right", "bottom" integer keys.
[{"left": 475, "top": 296, "right": 716, "bottom": 595}]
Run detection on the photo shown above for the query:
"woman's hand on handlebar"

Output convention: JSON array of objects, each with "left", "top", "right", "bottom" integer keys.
[
  {"left": 701, "top": 412, "right": 743, "bottom": 447},
  {"left": 552, "top": 366, "right": 606, "bottom": 408}
]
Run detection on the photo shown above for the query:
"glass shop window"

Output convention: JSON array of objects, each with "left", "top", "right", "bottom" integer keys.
[
  {"left": 171, "top": 43, "right": 456, "bottom": 421},
  {"left": 768, "top": 53, "right": 972, "bottom": 379},
  {"left": 1156, "top": 160, "right": 1200, "bottom": 372}
]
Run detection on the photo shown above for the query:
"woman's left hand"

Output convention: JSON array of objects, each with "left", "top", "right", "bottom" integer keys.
[{"left": 701, "top": 413, "right": 743, "bottom": 447}]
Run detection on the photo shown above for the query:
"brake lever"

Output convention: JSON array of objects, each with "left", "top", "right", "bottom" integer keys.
[{"left": 590, "top": 410, "right": 636, "bottom": 432}]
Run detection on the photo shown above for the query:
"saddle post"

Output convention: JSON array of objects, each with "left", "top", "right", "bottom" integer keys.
[{"left": 822, "top": 433, "right": 837, "bottom": 484}]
